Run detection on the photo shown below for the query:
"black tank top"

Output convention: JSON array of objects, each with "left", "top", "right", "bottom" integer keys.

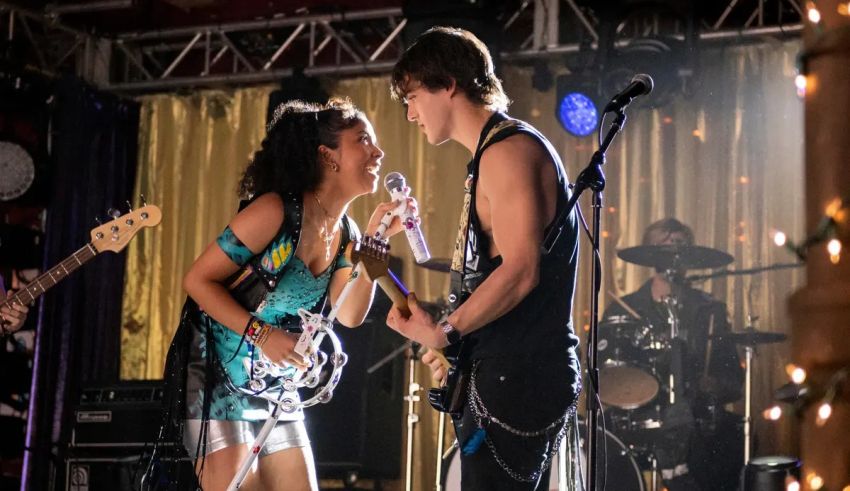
[{"left": 447, "top": 112, "right": 580, "bottom": 359}]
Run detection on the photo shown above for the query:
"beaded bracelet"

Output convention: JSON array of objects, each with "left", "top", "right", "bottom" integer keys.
[{"left": 245, "top": 317, "right": 272, "bottom": 348}]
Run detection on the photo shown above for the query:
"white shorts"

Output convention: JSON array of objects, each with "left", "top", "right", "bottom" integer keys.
[{"left": 183, "top": 419, "right": 310, "bottom": 458}]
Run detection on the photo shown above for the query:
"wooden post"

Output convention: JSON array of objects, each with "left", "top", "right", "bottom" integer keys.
[{"left": 788, "top": 1, "right": 850, "bottom": 489}]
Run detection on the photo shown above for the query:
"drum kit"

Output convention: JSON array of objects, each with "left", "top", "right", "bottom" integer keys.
[{"left": 594, "top": 243, "right": 789, "bottom": 490}]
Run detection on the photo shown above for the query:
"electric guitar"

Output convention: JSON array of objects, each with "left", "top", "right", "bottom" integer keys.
[
  {"left": 0, "top": 204, "right": 162, "bottom": 313},
  {"left": 349, "top": 236, "right": 412, "bottom": 317},
  {"left": 427, "top": 331, "right": 470, "bottom": 416}
]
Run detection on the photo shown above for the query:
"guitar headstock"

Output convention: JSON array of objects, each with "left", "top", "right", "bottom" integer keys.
[
  {"left": 90, "top": 204, "right": 162, "bottom": 253},
  {"left": 350, "top": 236, "right": 391, "bottom": 281}
]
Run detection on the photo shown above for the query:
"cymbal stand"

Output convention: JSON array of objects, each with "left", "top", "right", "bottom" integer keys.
[
  {"left": 404, "top": 343, "right": 422, "bottom": 491},
  {"left": 435, "top": 411, "right": 447, "bottom": 491},
  {"left": 742, "top": 315, "right": 759, "bottom": 465}
]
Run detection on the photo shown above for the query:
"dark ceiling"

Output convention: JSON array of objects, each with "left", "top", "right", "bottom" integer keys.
[
  {"left": 14, "top": 0, "right": 404, "bottom": 34},
  {"left": 9, "top": 0, "right": 802, "bottom": 36}
]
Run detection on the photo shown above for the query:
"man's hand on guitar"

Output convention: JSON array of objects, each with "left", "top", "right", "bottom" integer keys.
[
  {"left": 260, "top": 329, "right": 310, "bottom": 371},
  {"left": 0, "top": 292, "right": 29, "bottom": 334},
  {"left": 386, "top": 292, "right": 448, "bottom": 349},
  {"left": 421, "top": 348, "right": 449, "bottom": 386}
]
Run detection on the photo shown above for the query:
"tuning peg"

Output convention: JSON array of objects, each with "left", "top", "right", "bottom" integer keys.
[
  {"left": 107, "top": 208, "right": 121, "bottom": 219},
  {"left": 126, "top": 200, "right": 134, "bottom": 212},
  {"left": 94, "top": 216, "right": 103, "bottom": 226},
  {"left": 139, "top": 194, "right": 147, "bottom": 207}
]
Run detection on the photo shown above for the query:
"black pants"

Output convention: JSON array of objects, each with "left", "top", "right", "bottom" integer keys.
[{"left": 453, "top": 353, "right": 581, "bottom": 491}]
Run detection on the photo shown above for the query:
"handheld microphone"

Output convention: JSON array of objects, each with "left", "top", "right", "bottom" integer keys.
[
  {"left": 603, "top": 74, "right": 654, "bottom": 113},
  {"left": 381, "top": 172, "right": 431, "bottom": 264}
]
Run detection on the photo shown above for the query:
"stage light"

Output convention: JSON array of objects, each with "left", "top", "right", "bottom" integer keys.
[
  {"left": 557, "top": 92, "right": 599, "bottom": 137},
  {"left": 555, "top": 74, "right": 601, "bottom": 137}
]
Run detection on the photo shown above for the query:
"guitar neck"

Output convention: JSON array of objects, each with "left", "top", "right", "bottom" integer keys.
[
  {"left": 1, "top": 244, "right": 98, "bottom": 308},
  {"left": 374, "top": 269, "right": 411, "bottom": 317}
]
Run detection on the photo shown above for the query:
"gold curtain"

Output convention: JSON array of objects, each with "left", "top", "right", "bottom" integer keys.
[
  {"left": 121, "top": 39, "right": 804, "bottom": 487},
  {"left": 121, "top": 87, "right": 274, "bottom": 379}
]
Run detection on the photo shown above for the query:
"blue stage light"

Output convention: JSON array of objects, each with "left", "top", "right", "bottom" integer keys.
[{"left": 556, "top": 92, "right": 599, "bottom": 137}]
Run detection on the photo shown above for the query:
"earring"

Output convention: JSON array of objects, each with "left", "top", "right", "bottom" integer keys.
[{"left": 330, "top": 163, "right": 339, "bottom": 172}]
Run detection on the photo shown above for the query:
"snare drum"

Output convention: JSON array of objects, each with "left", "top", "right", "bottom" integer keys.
[{"left": 440, "top": 421, "right": 645, "bottom": 491}]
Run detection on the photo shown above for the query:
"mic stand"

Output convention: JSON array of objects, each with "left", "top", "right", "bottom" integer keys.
[
  {"left": 404, "top": 342, "right": 422, "bottom": 491},
  {"left": 542, "top": 109, "right": 628, "bottom": 491}
]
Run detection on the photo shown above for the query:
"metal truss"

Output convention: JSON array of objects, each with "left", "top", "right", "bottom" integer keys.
[{"left": 0, "top": 0, "right": 804, "bottom": 93}]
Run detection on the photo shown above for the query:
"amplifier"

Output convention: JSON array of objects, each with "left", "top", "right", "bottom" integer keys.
[{"left": 71, "top": 381, "right": 164, "bottom": 447}]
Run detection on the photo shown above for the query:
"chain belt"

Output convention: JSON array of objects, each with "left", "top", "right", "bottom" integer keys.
[{"left": 467, "top": 361, "right": 578, "bottom": 483}]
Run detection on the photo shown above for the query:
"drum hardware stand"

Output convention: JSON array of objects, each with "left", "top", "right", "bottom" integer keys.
[
  {"left": 742, "top": 314, "right": 758, "bottom": 465},
  {"left": 542, "top": 107, "right": 630, "bottom": 491},
  {"left": 404, "top": 343, "right": 422, "bottom": 491},
  {"left": 365, "top": 340, "right": 421, "bottom": 491},
  {"left": 435, "top": 411, "right": 447, "bottom": 491}
]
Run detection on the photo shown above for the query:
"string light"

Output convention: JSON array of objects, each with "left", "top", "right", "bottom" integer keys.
[
  {"left": 828, "top": 238, "right": 842, "bottom": 263},
  {"left": 795, "top": 74, "right": 807, "bottom": 97},
  {"left": 763, "top": 405, "right": 783, "bottom": 421},
  {"left": 786, "top": 364, "right": 807, "bottom": 385},
  {"left": 815, "top": 402, "right": 833, "bottom": 425},
  {"left": 786, "top": 479, "right": 801, "bottom": 491},
  {"left": 772, "top": 195, "right": 849, "bottom": 262},
  {"left": 808, "top": 473, "right": 825, "bottom": 490},
  {"left": 839, "top": 2, "right": 850, "bottom": 16},
  {"left": 807, "top": 2, "right": 822, "bottom": 23}
]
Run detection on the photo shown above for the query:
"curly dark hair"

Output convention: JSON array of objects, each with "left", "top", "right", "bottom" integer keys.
[
  {"left": 239, "top": 98, "right": 365, "bottom": 198},
  {"left": 390, "top": 26, "right": 509, "bottom": 112}
]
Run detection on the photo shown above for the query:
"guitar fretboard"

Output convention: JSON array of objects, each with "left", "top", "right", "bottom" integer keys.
[{"left": 1, "top": 244, "right": 98, "bottom": 308}]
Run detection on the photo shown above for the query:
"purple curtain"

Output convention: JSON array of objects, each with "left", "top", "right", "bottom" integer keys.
[{"left": 22, "top": 76, "right": 139, "bottom": 491}]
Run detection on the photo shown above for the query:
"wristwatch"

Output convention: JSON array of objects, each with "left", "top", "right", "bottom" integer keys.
[{"left": 438, "top": 316, "right": 462, "bottom": 345}]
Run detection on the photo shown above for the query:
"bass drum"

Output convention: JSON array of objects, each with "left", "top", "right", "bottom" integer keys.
[{"left": 440, "top": 421, "right": 644, "bottom": 491}]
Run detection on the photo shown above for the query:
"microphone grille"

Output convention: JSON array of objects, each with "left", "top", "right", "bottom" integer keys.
[
  {"left": 632, "top": 73, "right": 654, "bottom": 95},
  {"left": 384, "top": 172, "right": 406, "bottom": 191}
]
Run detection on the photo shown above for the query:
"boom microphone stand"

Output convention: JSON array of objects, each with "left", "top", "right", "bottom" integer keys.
[{"left": 542, "top": 108, "right": 630, "bottom": 491}]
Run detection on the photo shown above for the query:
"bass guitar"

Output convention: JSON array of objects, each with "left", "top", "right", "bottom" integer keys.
[{"left": 0, "top": 204, "right": 162, "bottom": 313}]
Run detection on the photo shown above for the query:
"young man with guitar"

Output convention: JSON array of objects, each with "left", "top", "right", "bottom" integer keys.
[{"left": 385, "top": 27, "right": 582, "bottom": 490}]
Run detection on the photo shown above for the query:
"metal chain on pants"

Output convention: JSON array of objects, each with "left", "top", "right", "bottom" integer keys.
[{"left": 468, "top": 361, "right": 578, "bottom": 483}]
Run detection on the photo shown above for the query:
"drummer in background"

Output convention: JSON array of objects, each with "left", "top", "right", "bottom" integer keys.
[{"left": 602, "top": 218, "right": 743, "bottom": 491}]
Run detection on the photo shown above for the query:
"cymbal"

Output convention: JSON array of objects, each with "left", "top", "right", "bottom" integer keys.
[
  {"left": 617, "top": 245, "right": 734, "bottom": 270},
  {"left": 710, "top": 329, "right": 787, "bottom": 345},
  {"left": 417, "top": 258, "right": 451, "bottom": 273}
]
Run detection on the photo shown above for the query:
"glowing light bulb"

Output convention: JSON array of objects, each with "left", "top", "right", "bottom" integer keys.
[
  {"left": 808, "top": 5, "right": 822, "bottom": 23},
  {"left": 764, "top": 405, "right": 783, "bottom": 421},
  {"left": 828, "top": 239, "right": 842, "bottom": 264},
  {"left": 828, "top": 239, "right": 841, "bottom": 255},
  {"left": 786, "top": 479, "right": 800, "bottom": 491},
  {"left": 795, "top": 74, "right": 807, "bottom": 97},
  {"left": 809, "top": 473, "right": 824, "bottom": 490},
  {"left": 816, "top": 402, "right": 832, "bottom": 425},
  {"left": 773, "top": 230, "right": 788, "bottom": 246},
  {"left": 786, "top": 364, "right": 807, "bottom": 384}
]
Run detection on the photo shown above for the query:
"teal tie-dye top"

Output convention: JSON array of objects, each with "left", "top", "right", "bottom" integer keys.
[{"left": 189, "top": 224, "right": 353, "bottom": 422}]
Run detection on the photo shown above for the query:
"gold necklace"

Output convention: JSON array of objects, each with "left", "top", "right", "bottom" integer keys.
[{"left": 312, "top": 193, "right": 335, "bottom": 261}]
